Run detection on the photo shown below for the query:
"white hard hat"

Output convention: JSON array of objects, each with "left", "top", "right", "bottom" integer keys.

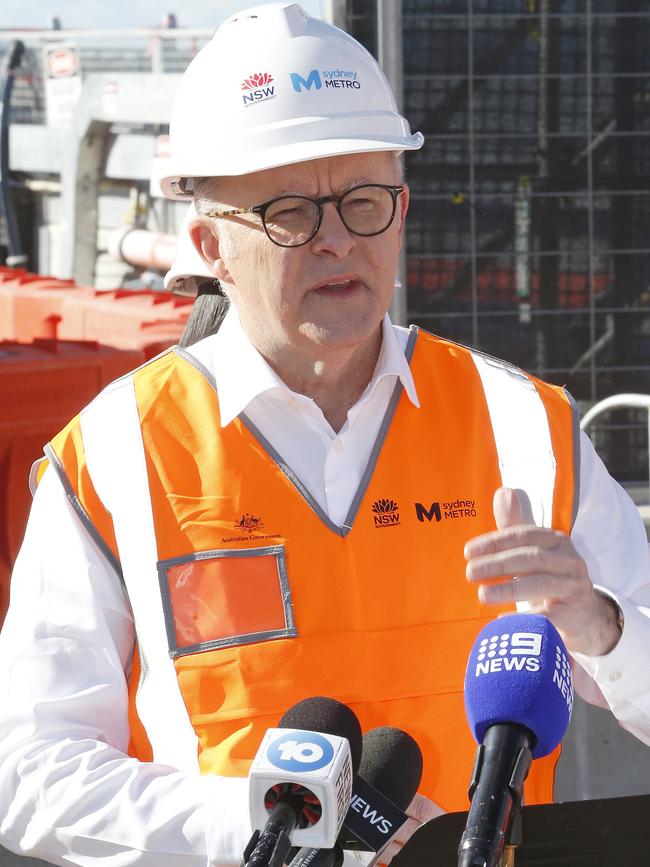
[
  {"left": 164, "top": 202, "right": 216, "bottom": 296},
  {"left": 159, "top": 2, "right": 424, "bottom": 200}
]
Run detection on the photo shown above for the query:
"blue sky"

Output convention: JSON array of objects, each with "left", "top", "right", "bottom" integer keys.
[{"left": 1, "top": 0, "right": 324, "bottom": 30}]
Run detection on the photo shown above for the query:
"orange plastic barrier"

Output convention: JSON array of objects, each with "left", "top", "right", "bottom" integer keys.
[
  {"left": 0, "top": 271, "right": 80, "bottom": 341},
  {"left": 0, "top": 339, "right": 145, "bottom": 625},
  {"left": 0, "top": 270, "right": 192, "bottom": 358},
  {"left": 58, "top": 288, "right": 193, "bottom": 359}
]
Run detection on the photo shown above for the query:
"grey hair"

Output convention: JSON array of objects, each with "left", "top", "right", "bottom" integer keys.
[{"left": 193, "top": 176, "right": 224, "bottom": 216}]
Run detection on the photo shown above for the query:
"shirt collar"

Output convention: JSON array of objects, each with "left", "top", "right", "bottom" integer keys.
[
  {"left": 209, "top": 306, "right": 420, "bottom": 428},
  {"left": 371, "top": 315, "right": 420, "bottom": 410}
]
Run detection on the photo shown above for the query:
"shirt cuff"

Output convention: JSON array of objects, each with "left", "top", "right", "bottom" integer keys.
[
  {"left": 204, "top": 774, "right": 252, "bottom": 866},
  {"left": 572, "top": 588, "right": 649, "bottom": 709}
]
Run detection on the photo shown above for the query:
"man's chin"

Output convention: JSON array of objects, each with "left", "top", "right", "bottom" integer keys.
[{"left": 297, "top": 318, "right": 381, "bottom": 351}]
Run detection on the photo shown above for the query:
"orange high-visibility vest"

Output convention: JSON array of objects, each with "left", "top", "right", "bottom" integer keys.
[{"left": 45, "top": 327, "right": 578, "bottom": 811}]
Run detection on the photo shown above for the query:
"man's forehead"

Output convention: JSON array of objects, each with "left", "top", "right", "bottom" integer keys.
[{"left": 216, "top": 151, "right": 398, "bottom": 199}]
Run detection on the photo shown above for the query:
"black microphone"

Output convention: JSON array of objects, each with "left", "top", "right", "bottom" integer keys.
[
  {"left": 280, "top": 697, "right": 363, "bottom": 771},
  {"left": 290, "top": 726, "right": 423, "bottom": 867},
  {"left": 243, "top": 697, "right": 362, "bottom": 867}
]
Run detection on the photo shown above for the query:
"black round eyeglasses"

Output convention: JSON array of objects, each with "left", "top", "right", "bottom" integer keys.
[{"left": 203, "top": 183, "right": 404, "bottom": 248}]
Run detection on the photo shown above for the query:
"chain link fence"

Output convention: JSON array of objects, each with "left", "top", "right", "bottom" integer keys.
[{"left": 348, "top": 0, "right": 650, "bottom": 481}]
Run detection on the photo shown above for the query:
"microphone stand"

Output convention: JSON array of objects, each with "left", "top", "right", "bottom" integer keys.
[
  {"left": 242, "top": 801, "right": 299, "bottom": 867},
  {"left": 499, "top": 809, "right": 522, "bottom": 867}
]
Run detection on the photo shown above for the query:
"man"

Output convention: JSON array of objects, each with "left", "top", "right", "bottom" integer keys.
[
  {"left": 165, "top": 202, "right": 230, "bottom": 346},
  {"left": 1, "top": 6, "right": 649, "bottom": 867}
]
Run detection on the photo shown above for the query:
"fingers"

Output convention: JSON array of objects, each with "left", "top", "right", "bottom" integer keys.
[
  {"left": 379, "top": 794, "right": 444, "bottom": 866},
  {"left": 405, "top": 792, "right": 444, "bottom": 824},
  {"left": 380, "top": 823, "right": 417, "bottom": 866},
  {"left": 464, "top": 486, "right": 590, "bottom": 608},
  {"left": 463, "top": 488, "right": 611, "bottom": 655},
  {"left": 465, "top": 487, "right": 544, "bottom": 559},
  {"left": 464, "top": 524, "right": 567, "bottom": 560},
  {"left": 493, "top": 486, "right": 535, "bottom": 529},
  {"left": 478, "top": 573, "right": 555, "bottom": 605},
  {"left": 467, "top": 544, "right": 587, "bottom": 586}
]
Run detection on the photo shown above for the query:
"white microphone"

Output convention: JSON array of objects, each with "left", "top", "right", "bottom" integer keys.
[{"left": 243, "top": 697, "right": 362, "bottom": 867}]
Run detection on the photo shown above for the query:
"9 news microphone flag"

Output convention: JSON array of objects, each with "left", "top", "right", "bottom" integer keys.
[{"left": 458, "top": 613, "right": 573, "bottom": 867}]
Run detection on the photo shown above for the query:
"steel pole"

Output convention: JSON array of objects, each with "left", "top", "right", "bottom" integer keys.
[{"left": 376, "top": 0, "right": 407, "bottom": 326}]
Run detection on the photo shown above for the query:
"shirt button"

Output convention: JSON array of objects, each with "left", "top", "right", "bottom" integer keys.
[
  {"left": 608, "top": 670, "right": 622, "bottom": 682},
  {"left": 287, "top": 397, "right": 299, "bottom": 408},
  {"left": 333, "top": 439, "right": 344, "bottom": 453}
]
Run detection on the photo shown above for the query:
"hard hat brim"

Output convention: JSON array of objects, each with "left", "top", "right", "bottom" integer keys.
[{"left": 159, "top": 132, "right": 425, "bottom": 201}]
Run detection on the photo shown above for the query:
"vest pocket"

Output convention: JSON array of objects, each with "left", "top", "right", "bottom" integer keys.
[{"left": 157, "top": 545, "right": 297, "bottom": 658}]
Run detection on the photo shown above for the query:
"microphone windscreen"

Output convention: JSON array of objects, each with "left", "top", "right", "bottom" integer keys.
[
  {"left": 279, "top": 696, "right": 363, "bottom": 772},
  {"left": 464, "top": 613, "right": 573, "bottom": 758},
  {"left": 358, "top": 727, "right": 423, "bottom": 809}
]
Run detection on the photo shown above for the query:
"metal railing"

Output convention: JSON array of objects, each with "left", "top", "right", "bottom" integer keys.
[{"left": 580, "top": 393, "right": 650, "bottom": 491}]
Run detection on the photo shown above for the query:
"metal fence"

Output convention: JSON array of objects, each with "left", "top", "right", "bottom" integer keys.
[{"left": 347, "top": 0, "right": 650, "bottom": 481}]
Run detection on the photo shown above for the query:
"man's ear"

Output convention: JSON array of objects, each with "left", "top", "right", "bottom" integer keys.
[
  {"left": 397, "top": 184, "right": 410, "bottom": 239},
  {"left": 189, "top": 220, "right": 233, "bottom": 284}
]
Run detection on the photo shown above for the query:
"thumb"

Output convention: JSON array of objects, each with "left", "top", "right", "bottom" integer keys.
[{"left": 493, "top": 487, "right": 535, "bottom": 530}]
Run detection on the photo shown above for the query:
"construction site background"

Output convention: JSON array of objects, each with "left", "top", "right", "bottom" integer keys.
[{"left": 0, "top": 4, "right": 649, "bottom": 863}]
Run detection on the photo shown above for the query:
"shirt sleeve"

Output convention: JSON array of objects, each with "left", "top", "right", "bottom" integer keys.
[
  {"left": 569, "top": 431, "right": 650, "bottom": 746},
  {"left": 0, "top": 466, "right": 252, "bottom": 867}
]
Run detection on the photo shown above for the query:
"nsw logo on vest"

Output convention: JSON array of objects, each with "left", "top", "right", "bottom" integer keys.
[
  {"left": 241, "top": 71, "right": 276, "bottom": 107},
  {"left": 372, "top": 498, "right": 400, "bottom": 528},
  {"left": 267, "top": 731, "right": 335, "bottom": 773}
]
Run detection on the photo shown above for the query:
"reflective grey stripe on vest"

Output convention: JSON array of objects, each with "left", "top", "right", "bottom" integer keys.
[
  {"left": 43, "top": 443, "right": 124, "bottom": 584},
  {"left": 470, "top": 351, "right": 557, "bottom": 529},
  {"left": 79, "top": 375, "right": 199, "bottom": 772}
]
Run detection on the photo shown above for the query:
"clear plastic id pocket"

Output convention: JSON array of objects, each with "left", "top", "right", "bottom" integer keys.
[{"left": 157, "top": 545, "right": 296, "bottom": 658}]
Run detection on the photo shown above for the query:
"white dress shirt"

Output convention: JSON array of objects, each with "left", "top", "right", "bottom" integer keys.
[
  {"left": 0, "top": 309, "right": 649, "bottom": 867},
  {"left": 193, "top": 308, "right": 419, "bottom": 527}
]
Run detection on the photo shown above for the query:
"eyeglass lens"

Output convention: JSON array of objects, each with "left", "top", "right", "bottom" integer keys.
[{"left": 263, "top": 185, "right": 398, "bottom": 247}]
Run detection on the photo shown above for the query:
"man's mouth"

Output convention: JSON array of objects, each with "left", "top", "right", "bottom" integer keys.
[{"left": 312, "top": 276, "right": 362, "bottom": 295}]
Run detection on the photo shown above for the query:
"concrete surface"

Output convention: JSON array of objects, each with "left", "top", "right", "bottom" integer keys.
[{"left": 556, "top": 695, "right": 650, "bottom": 801}]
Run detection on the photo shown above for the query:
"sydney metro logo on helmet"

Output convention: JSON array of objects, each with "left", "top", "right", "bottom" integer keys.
[
  {"left": 290, "top": 68, "right": 361, "bottom": 92},
  {"left": 241, "top": 71, "right": 276, "bottom": 107}
]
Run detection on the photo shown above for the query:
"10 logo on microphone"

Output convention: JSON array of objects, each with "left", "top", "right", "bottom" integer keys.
[{"left": 267, "top": 731, "right": 335, "bottom": 772}]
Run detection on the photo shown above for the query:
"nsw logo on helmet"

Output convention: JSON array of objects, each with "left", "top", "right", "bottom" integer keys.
[
  {"left": 290, "top": 68, "right": 361, "bottom": 93},
  {"left": 241, "top": 71, "right": 276, "bottom": 108}
]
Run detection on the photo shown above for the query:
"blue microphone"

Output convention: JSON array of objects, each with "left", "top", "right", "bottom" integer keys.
[{"left": 458, "top": 613, "right": 573, "bottom": 867}]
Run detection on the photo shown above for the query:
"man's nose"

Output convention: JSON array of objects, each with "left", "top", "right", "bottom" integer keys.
[{"left": 310, "top": 202, "right": 356, "bottom": 257}]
